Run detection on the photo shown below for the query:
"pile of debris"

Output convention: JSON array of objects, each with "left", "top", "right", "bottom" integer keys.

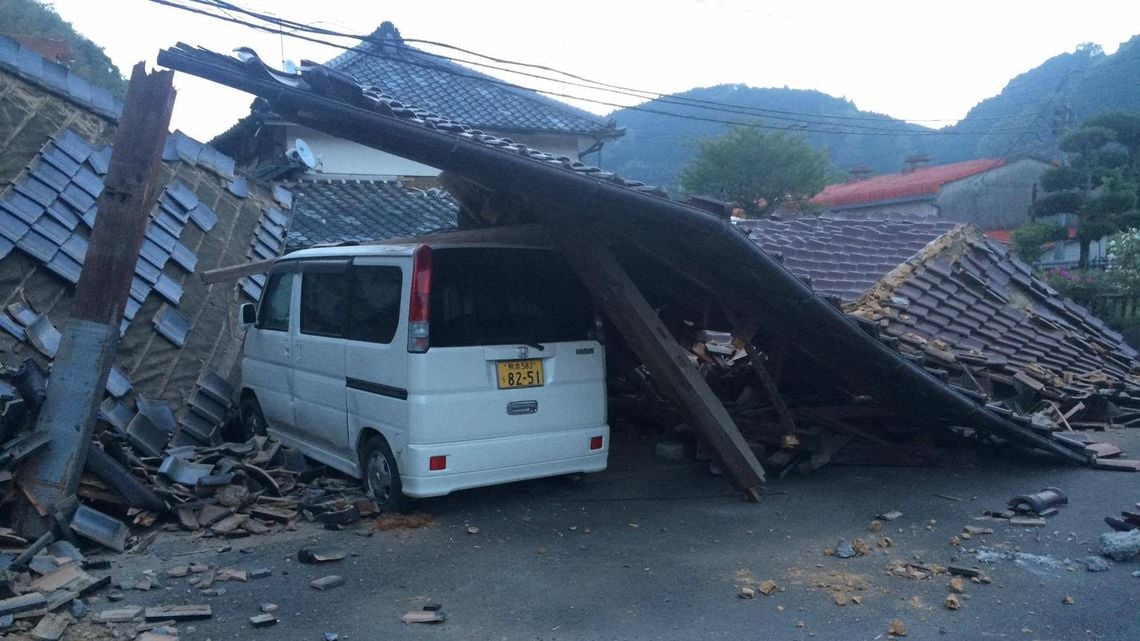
[
  {"left": 617, "top": 319, "right": 1140, "bottom": 476},
  {"left": 0, "top": 354, "right": 381, "bottom": 635}
]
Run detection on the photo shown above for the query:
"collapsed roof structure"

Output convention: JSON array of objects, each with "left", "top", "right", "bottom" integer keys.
[
  {"left": 744, "top": 217, "right": 1140, "bottom": 432},
  {"left": 158, "top": 43, "right": 1140, "bottom": 494},
  {"left": 0, "top": 34, "right": 292, "bottom": 451}
]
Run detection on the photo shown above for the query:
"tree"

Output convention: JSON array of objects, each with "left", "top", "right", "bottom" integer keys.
[
  {"left": 0, "top": 0, "right": 126, "bottom": 97},
  {"left": 679, "top": 124, "right": 829, "bottom": 217},
  {"left": 1033, "top": 111, "right": 1140, "bottom": 267}
]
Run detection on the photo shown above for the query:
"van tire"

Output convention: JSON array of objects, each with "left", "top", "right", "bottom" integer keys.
[
  {"left": 361, "top": 436, "right": 406, "bottom": 513},
  {"left": 239, "top": 395, "right": 268, "bottom": 437}
]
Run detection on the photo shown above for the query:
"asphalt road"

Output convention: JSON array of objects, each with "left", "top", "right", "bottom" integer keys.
[{"left": 93, "top": 428, "right": 1140, "bottom": 641}]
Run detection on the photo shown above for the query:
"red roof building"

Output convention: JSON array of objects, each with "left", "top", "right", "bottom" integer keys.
[{"left": 807, "top": 157, "right": 1051, "bottom": 231}]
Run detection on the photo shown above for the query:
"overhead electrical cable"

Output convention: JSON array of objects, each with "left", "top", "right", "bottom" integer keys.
[{"left": 147, "top": 0, "right": 1044, "bottom": 138}]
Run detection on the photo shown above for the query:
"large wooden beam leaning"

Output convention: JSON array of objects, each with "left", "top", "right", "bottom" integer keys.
[
  {"left": 547, "top": 220, "right": 766, "bottom": 499},
  {"left": 15, "top": 64, "right": 175, "bottom": 537}
]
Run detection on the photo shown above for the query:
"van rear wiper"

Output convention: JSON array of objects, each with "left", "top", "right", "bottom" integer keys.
[{"left": 495, "top": 337, "right": 545, "bottom": 351}]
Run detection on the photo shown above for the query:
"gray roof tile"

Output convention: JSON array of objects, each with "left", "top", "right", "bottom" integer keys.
[
  {"left": 284, "top": 179, "right": 457, "bottom": 248},
  {"left": 326, "top": 22, "right": 617, "bottom": 137}
]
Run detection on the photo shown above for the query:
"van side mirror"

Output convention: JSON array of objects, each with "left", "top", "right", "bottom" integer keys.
[{"left": 239, "top": 303, "right": 257, "bottom": 328}]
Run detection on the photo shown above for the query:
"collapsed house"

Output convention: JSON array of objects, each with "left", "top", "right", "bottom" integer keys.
[
  {"left": 0, "top": 34, "right": 291, "bottom": 435},
  {"left": 0, "top": 35, "right": 304, "bottom": 546},
  {"left": 157, "top": 42, "right": 1140, "bottom": 495},
  {"left": 210, "top": 21, "right": 620, "bottom": 250},
  {"left": 736, "top": 216, "right": 1140, "bottom": 466}
]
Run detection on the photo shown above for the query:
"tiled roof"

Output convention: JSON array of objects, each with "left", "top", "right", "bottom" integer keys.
[
  {"left": 811, "top": 159, "right": 1006, "bottom": 208},
  {"left": 0, "top": 34, "right": 121, "bottom": 120},
  {"left": 842, "top": 225, "right": 1139, "bottom": 379},
  {"left": 739, "top": 216, "right": 960, "bottom": 302},
  {"left": 325, "top": 22, "right": 619, "bottom": 137},
  {"left": 0, "top": 124, "right": 291, "bottom": 443},
  {"left": 285, "top": 179, "right": 457, "bottom": 248}
]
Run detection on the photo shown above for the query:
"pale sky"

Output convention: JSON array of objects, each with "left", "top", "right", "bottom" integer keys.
[{"left": 43, "top": 0, "right": 1140, "bottom": 142}]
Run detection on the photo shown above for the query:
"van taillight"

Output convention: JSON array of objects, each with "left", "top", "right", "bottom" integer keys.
[{"left": 408, "top": 245, "right": 432, "bottom": 353}]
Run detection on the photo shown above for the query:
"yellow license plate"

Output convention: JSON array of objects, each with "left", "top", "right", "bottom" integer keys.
[{"left": 497, "top": 359, "right": 544, "bottom": 389}]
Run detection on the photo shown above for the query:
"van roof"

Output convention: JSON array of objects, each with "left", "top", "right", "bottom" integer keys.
[
  {"left": 279, "top": 224, "right": 557, "bottom": 262},
  {"left": 281, "top": 244, "right": 420, "bottom": 261}
]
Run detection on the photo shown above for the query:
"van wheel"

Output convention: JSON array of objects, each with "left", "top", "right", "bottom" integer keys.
[
  {"left": 239, "top": 395, "right": 268, "bottom": 437},
  {"left": 361, "top": 437, "right": 406, "bottom": 513}
]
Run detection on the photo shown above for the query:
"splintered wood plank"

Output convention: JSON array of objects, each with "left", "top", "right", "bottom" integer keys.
[
  {"left": 548, "top": 221, "right": 765, "bottom": 496},
  {"left": 30, "top": 612, "right": 70, "bottom": 640},
  {"left": 144, "top": 604, "right": 212, "bottom": 621}
]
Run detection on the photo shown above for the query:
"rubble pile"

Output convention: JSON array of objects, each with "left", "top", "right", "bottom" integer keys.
[
  {"left": 0, "top": 357, "right": 379, "bottom": 636},
  {"left": 615, "top": 321, "right": 1140, "bottom": 476}
]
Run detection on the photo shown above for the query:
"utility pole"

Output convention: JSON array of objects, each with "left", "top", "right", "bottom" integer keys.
[{"left": 14, "top": 63, "right": 175, "bottom": 537}]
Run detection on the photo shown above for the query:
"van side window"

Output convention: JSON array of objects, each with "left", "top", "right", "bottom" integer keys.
[
  {"left": 348, "top": 266, "right": 403, "bottom": 344},
  {"left": 257, "top": 273, "right": 293, "bottom": 331},
  {"left": 300, "top": 273, "right": 348, "bottom": 338}
]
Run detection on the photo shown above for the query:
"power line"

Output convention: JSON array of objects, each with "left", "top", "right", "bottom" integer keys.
[
  {"left": 194, "top": 0, "right": 1028, "bottom": 127},
  {"left": 146, "top": 0, "right": 1044, "bottom": 138}
]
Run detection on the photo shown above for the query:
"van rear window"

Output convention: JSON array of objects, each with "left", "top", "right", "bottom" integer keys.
[{"left": 430, "top": 248, "right": 595, "bottom": 347}]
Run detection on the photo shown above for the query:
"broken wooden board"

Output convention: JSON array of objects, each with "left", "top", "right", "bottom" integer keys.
[
  {"left": 30, "top": 612, "right": 70, "bottom": 641},
  {"left": 144, "top": 604, "right": 212, "bottom": 621}
]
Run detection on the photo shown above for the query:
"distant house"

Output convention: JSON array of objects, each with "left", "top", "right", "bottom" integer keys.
[
  {"left": 213, "top": 21, "right": 623, "bottom": 248},
  {"left": 810, "top": 157, "right": 1052, "bottom": 231}
]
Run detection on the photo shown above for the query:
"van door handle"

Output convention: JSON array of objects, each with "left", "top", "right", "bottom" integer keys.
[
  {"left": 507, "top": 400, "right": 538, "bottom": 415},
  {"left": 294, "top": 342, "right": 302, "bottom": 362}
]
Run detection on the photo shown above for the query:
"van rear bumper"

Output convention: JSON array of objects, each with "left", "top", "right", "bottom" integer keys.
[{"left": 400, "top": 425, "right": 609, "bottom": 498}]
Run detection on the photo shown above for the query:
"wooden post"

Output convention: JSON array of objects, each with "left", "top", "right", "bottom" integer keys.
[
  {"left": 743, "top": 342, "right": 797, "bottom": 436},
  {"left": 547, "top": 221, "right": 765, "bottom": 499},
  {"left": 15, "top": 64, "right": 175, "bottom": 537}
]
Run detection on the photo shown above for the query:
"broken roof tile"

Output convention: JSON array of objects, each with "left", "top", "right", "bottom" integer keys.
[
  {"left": 189, "top": 202, "right": 218, "bottom": 232},
  {"left": 165, "top": 182, "right": 200, "bottom": 211},
  {"left": 153, "top": 304, "right": 190, "bottom": 347}
]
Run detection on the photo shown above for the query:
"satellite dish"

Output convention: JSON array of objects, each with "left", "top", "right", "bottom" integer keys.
[{"left": 286, "top": 138, "right": 317, "bottom": 170}]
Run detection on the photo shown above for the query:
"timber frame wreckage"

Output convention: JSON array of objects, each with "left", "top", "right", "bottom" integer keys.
[
  {"left": 152, "top": 43, "right": 1140, "bottom": 495},
  {"left": 1, "top": 36, "right": 1140, "bottom": 565}
]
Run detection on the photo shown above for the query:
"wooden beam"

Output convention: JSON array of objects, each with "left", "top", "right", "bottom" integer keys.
[
  {"left": 545, "top": 220, "right": 765, "bottom": 498},
  {"left": 199, "top": 257, "right": 276, "bottom": 285},
  {"left": 742, "top": 341, "right": 797, "bottom": 436}
]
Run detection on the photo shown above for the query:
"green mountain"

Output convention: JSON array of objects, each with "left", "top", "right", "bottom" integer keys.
[{"left": 602, "top": 37, "right": 1140, "bottom": 192}]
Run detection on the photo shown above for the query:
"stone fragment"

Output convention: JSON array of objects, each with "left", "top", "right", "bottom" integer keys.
[
  {"left": 834, "top": 540, "right": 856, "bottom": 559},
  {"left": 758, "top": 580, "right": 777, "bottom": 595},
  {"left": 250, "top": 613, "right": 277, "bottom": 627},
  {"left": 948, "top": 577, "right": 965, "bottom": 593},
  {"left": 888, "top": 618, "right": 907, "bottom": 636},
  {"left": 1085, "top": 556, "right": 1111, "bottom": 572},
  {"left": 869, "top": 520, "right": 883, "bottom": 533},
  {"left": 1100, "top": 530, "right": 1140, "bottom": 561},
  {"left": 944, "top": 594, "right": 961, "bottom": 610},
  {"left": 310, "top": 575, "right": 345, "bottom": 590},
  {"left": 298, "top": 547, "right": 346, "bottom": 564},
  {"left": 738, "top": 587, "right": 755, "bottom": 599}
]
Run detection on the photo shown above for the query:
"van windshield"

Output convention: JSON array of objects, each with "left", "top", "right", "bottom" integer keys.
[{"left": 430, "top": 247, "right": 595, "bottom": 347}]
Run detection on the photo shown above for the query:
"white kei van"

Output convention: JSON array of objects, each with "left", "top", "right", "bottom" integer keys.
[{"left": 238, "top": 242, "right": 609, "bottom": 510}]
